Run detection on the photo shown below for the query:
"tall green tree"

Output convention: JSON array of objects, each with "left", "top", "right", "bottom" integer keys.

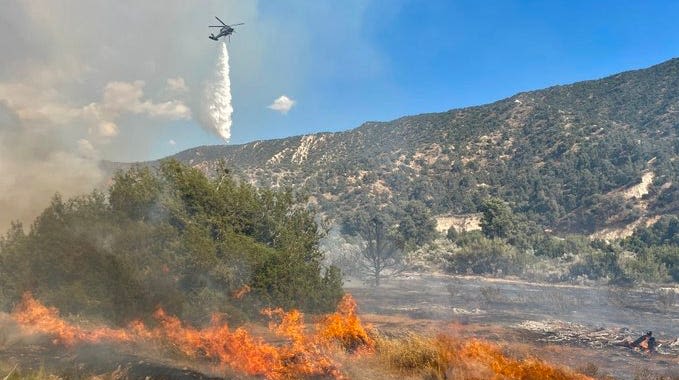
[
  {"left": 396, "top": 200, "right": 437, "bottom": 250},
  {"left": 479, "top": 197, "right": 515, "bottom": 239},
  {"left": 0, "top": 160, "right": 344, "bottom": 324},
  {"left": 109, "top": 166, "right": 161, "bottom": 221}
]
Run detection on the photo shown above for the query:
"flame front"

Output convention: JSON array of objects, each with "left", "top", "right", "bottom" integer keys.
[
  {"left": 10, "top": 293, "right": 589, "bottom": 379},
  {"left": 150, "top": 308, "right": 283, "bottom": 376},
  {"left": 435, "top": 337, "right": 592, "bottom": 380},
  {"left": 317, "top": 294, "right": 375, "bottom": 353},
  {"left": 12, "top": 292, "right": 134, "bottom": 346},
  {"left": 11, "top": 293, "right": 365, "bottom": 379}
]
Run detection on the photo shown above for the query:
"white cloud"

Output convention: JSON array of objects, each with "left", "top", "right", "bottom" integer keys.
[
  {"left": 141, "top": 100, "right": 192, "bottom": 119},
  {"left": 169, "top": 139, "right": 176, "bottom": 146},
  {"left": 99, "top": 80, "right": 192, "bottom": 120},
  {"left": 166, "top": 77, "right": 189, "bottom": 94},
  {"left": 98, "top": 121, "right": 119, "bottom": 138},
  {"left": 267, "top": 95, "right": 296, "bottom": 114},
  {"left": 0, "top": 79, "right": 191, "bottom": 137},
  {"left": 101, "top": 81, "right": 146, "bottom": 114},
  {"left": 0, "top": 83, "right": 81, "bottom": 125}
]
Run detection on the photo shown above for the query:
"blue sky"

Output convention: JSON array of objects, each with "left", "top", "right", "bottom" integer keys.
[
  {"left": 210, "top": 1, "right": 679, "bottom": 155},
  {"left": 1, "top": 0, "right": 678, "bottom": 229},
  {"left": 2, "top": 1, "right": 679, "bottom": 162}
]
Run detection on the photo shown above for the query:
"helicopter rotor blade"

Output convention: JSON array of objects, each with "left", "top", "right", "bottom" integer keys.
[
  {"left": 208, "top": 26, "right": 223, "bottom": 28},
  {"left": 214, "top": 16, "right": 227, "bottom": 26},
  {"left": 228, "top": 23, "right": 245, "bottom": 27}
]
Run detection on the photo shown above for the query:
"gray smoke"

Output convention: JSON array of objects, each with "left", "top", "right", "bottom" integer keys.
[{"left": 0, "top": 102, "right": 103, "bottom": 232}]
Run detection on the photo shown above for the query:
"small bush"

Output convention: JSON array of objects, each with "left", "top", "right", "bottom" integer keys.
[
  {"left": 656, "top": 288, "right": 677, "bottom": 311},
  {"left": 375, "top": 333, "right": 591, "bottom": 380},
  {"left": 568, "top": 247, "right": 622, "bottom": 281},
  {"left": 621, "top": 253, "right": 669, "bottom": 283},
  {"left": 445, "top": 236, "right": 528, "bottom": 276}
]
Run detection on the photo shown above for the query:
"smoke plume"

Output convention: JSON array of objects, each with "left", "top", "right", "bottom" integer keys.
[
  {"left": 0, "top": 103, "right": 103, "bottom": 233},
  {"left": 204, "top": 42, "right": 233, "bottom": 142}
]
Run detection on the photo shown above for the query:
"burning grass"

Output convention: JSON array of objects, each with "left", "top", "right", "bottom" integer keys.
[
  {"left": 11, "top": 292, "right": 136, "bottom": 346},
  {"left": 375, "top": 333, "right": 593, "bottom": 379},
  {"left": 317, "top": 293, "right": 375, "bottom": 353},
  {"left": 9, "top": 293, "right": 370, "bottom": 379},
  {"left": 8, "top": 293, "right": 592, "bottom": 380}
]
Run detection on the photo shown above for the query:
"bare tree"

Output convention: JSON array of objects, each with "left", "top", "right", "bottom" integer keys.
[{"left": 344, "top": 214, "right": 404, "bottom": 286}]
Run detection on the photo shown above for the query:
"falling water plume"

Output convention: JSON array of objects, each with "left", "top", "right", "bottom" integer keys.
[{"left": 205, "top": 42, "right": 232, "bottom": 142}]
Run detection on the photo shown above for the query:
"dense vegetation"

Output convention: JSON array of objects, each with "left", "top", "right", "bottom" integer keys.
[
  {"left": 440, "top": 199, "right": 679, "bottom": 284},
  {"left": 622, "top": 215, "right": 679, "bottom": 281},
  {"left": 132, "top": 58, "right": 679, "bottom": 237},
  {"left": 123, "top": 59, "right": 679, "bottom": 286},
  {"left": 11, "top": 58, "right": 676, "bottom": 303},
  {"left": 326, "top": 195, "right": 676, "bottom": 286},
  {"left": 0, "top": 160, "right": 342, "bottom": 325}
]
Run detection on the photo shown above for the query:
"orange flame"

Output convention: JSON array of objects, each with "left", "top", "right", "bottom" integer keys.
[
  {"left": 10, "top": 293, "right": 371, "bottom": 379},
  {"left": 434, "top": 336, "right": 592, "bottom": 380},
  {"left": 261, "top": 307, "right": 343, "bottom": 378},
  {"left": 150, "top": 308, "right": 282, "bottom": 376},
  {"left": 12, "top": 292, "right": 134, "bottom": 346},
  {"left": 10, "top": 293, "right": 587, "bottom": 380},
  {"left": 317, "top": 294, "right": 375, "bottom": 352}
]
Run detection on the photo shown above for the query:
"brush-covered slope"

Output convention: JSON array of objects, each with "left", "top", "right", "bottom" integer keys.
[{"left": 133, "top": 58, "right": 679, "bottom": 234}]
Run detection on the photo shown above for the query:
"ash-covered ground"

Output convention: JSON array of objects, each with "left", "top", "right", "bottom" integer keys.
[{"left": 346, "top": 273, "right": 679, "bottom": 380}]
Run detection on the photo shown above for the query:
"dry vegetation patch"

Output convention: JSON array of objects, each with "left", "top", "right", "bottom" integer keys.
[{"left": 373, "top": 332, "right": 592, "bottom": 380}]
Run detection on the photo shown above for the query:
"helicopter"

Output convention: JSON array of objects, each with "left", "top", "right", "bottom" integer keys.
[{"left": 209, "top": 16, "right": 244, "bottom": 41}]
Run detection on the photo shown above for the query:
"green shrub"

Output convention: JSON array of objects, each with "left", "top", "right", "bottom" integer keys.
[
  {"left": 621, "top": 253, "right": 670, "bottom": 283},
  {"left": 567, "top": 246, "right": 622, "bottom": 281},
  {"left": 0, "top": 160, "right": 343, "bottom": 325},
  {"left": 445, "top": 236, "right": 528, "bottom": 276}
]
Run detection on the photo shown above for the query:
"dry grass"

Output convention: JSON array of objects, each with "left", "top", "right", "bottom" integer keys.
[
  {"left": 375, "top": 333, "right": 439, "bottom": 375},
  {"left": 370, "top": 331, "right": 593, "bottom": 380},
  {"left": 2, "top": 296, "right": 598, "bottom": 380},
  {"left": 655, "top": 288, "right": 677, "bottom": 311},
  {"left": 0, "top": 364, "right": 58, "bottom": 380}
]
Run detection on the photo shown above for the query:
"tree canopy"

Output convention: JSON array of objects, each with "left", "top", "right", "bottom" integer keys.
[{"left": 0, "top": 160, "right": 343, "bottom": 324}]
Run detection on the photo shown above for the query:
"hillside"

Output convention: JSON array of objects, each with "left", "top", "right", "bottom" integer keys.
[{"left": 115, "top": 58, "right": 679, "bottom": 235}]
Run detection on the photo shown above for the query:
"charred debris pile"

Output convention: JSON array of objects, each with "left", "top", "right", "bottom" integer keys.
[{"left": 518, "top": 320, "right": 679, "bottom": 355}]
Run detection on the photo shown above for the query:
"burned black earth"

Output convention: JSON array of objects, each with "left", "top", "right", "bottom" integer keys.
[{"left": 346, "top": 273, "right": 679, "bottom": 380}]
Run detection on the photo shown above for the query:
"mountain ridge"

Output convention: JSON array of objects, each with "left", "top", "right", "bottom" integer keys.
[
  {"left": 137, "top": 57, "right": 679, "bottom": 154},
  {"left": 107, "top": 57, "right": 679, "bottom": 235}
]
